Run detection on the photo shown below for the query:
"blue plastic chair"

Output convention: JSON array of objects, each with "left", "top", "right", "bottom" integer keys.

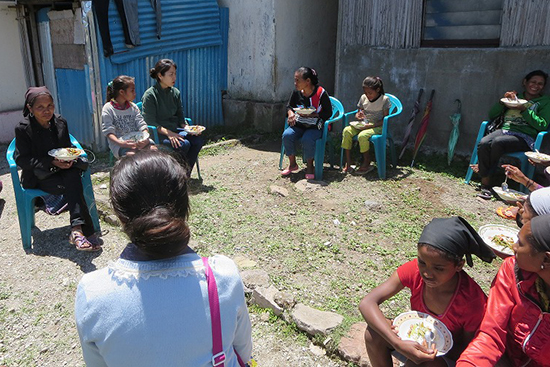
[
  {"left": 279, "top": 96, "right": 344, "bottom": 181},
  {"left": 6, "top": 136, "right": 101, "bottom": 250},
  {"left": 464, "top": 121, "right": 547, "bottom": 192},
  {"left": 339, "top": 93, "right": 403, "bottom": 179},
  {"left": 130, "top": 102, "right": 202, "bottom": 180}
]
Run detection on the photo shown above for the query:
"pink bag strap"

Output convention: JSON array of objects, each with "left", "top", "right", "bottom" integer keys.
[{"left": 202, "top": 257, "right": 247, "bottom": 367}]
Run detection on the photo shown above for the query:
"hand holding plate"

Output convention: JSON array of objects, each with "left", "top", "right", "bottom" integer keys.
[
  {"left": 52, "top": 158, "right": 74, "bottom": 170},
  {"left": 395, "top": 339, "right": 437, "bottom": 365}
]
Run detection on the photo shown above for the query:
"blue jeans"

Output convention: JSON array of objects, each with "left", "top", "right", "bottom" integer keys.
[
  {"left": 282, "top": 125, "right": 322, "bottom": 160},
  {"left": 162, "top": 131, "right": 204, "bottom": 172}
]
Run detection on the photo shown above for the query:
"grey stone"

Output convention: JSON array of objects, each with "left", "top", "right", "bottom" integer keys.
[
  {"left": 364, "top": 200, "right": 381, "bottom": 211},
  {"left": 251, "top": 286, "right": 283, "bottom": 316},
  {"left": 270, "top": 185, "right": 289, "bottom": 197},
  {"left": 274, "top": 291, "right": 295, "bottom": 310},
  {"left": 104, "top": 214, "right": 120, "bottom": 227},
  {"left": 290, "top": 303, "right": 343, "bottom": 336},
  {"left": 240, "top": 269, "right": 270, "bottom": 292}
]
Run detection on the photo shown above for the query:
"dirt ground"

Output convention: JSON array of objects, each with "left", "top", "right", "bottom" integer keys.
[{"left": 0, "top": 140, "right": 510, "bottom": 366}]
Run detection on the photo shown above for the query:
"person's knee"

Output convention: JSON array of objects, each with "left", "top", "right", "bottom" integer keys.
[{"left": 364, "top": 325, "right": 384, "bottom": 346}]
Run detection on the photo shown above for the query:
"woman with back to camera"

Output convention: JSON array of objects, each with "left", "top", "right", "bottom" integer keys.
[
  {"left": 281, "top": 66, "right": 332, "bottom": 180},
  {"left": 75, "top": 151, "right": 252, "bottom": 366},
  {"left": 141, "top": 59, "right": 204, "bottom": 175},
  {"left": 473, "top": 70, "right": 550, "bottom": 199},
  {"left": 14, "top": 87, "right": 101, "bottom": 251}
]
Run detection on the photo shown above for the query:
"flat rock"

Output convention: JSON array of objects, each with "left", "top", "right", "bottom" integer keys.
[
  {"left": 270, "top": 185, "right": 289, "bottom": 197},
  {"left": 338, "top": 322, "right": 370, "bottom": 367},
  {"left": 290, "top": 303, "right": 343, "bottom": 336},
  {"left": 233, "top": 255, "right": 257, "bottom": 269},
  {"left": 364, "top": 200, "right": 381, "bottom": 211},
  {"left": 251, "top": 286, "right": 283, "bottom": 316},
  {"left": 240, "top": 269, "right": 270, "bottom": 292}
]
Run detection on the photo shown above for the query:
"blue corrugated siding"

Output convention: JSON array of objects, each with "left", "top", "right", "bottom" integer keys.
[
  {"left": 106, "top": 0, "right": 222, "bottom": 64},
  {"left": 55, "top": 68, "right": 94, "bottom": 145},
  {"left": 96, "top": 3, "right": 228, "bottom": 128}
]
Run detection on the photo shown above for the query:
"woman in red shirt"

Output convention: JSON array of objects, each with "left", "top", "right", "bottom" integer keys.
[
  {"left": 457, "top": 215, "right": 550, "bottom": 367},
  {"left": 359, "top": 217, "right": 495, "bottom": 367}
]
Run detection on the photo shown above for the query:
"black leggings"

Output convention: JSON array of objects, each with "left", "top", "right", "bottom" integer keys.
[
  {"left": 37, "top": 168, "right": 94, "bottom": 236},
  {"left": 477, "top": 129, "right": 529, "bottom": 178}
]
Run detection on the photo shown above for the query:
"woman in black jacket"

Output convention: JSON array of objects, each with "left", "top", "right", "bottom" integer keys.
[{"left": 14, "top": 87, "right": 102, "bottom": 251}]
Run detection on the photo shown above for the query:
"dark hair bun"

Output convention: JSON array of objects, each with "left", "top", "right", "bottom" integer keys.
[
  {"left": 110, "top": 151, "right": 190, "bottom": 256},
  {"left": 149, "top": 67, "right": 157, "bottom": 80}
]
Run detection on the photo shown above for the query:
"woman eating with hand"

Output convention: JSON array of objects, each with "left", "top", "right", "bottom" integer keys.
[{"left": 457, "top": 214, "right": 550, "bottom": 367}]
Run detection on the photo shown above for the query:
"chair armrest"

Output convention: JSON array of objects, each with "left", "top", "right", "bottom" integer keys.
[
  {"left": 69, "top": 134, "right": 88, "bottom": 160},
  {"left": 343, "top": 110, "right": 358, "bottom": 127},
  {"left": 185, "top": 118, "right": 193, "bottom": 125},
  {"left": 148, "top": 125, "right": 160, "bottom": 144},
  {"left": 534, "top": 131, "right": 548, "bottom": 150}
]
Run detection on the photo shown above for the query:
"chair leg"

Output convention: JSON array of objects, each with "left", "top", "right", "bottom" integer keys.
[
  {"left": 371, "top": 138, "right": 386, "bottom": 179},
  {"left": 279, "top": 143, "right": 285, "bottom": 170},
  {"left": 465, "top": 153, "right": 478, "bottom": 184},
  {"left": 195, "top": 158, "right": 202, "bottom": 181},
  {"left": 21, "top": 197, "right": 34, "bottom": 250},
  {"left": 81, "top": 171, "right": 101, "bottom": 233},
  {"left": 314, "top": 139, "right": 324, "bottom": 181}
]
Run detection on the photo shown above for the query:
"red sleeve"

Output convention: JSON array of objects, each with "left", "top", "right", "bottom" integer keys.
[
  {"left": 461, "top": 276, "right": 488, "bottom": 333},
  {"left": 457, "top": 258, "right": 515, "bottom": 367},
  {"left": 396, "top": 259, "right": 419, "bottom": 289}
]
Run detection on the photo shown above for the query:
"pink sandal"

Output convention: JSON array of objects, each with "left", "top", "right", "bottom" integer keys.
[
  {"left": 281, "top": 165, "right": 300, "bottom": 176},
  {"left": 305, "top": 173, "right": 315, "bottom": 180}
]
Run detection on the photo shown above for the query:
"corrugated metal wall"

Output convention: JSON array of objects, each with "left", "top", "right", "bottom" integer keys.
[
  {"left": 95, "top": 0, "right": 228, "bottom": 128},
  {"left": 339, "top": 0, "right": 422, "bottom": 49},
  {"left": 501, "top": 0, "right": 550, "bottom": 46}
]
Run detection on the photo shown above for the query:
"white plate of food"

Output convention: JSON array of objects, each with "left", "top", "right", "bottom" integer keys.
[
  {"left": 48, "top": 147, "right": 84, "bottom": 161},
  {"left": 492, "top": 186, "right": 528, "bottom": 203},
  {"left": 350, "top": 120, "right": 368, "bottom": 129},
  {"left": 120, "top": 130, "right": 150, "bottom": 142},
  {"left": 478, "top": 224, "right": 517, "bottom": 258},
  {"left": 183, "top": 125, "right": 206, "bottom": 135},
  {"left": 525, "top": 151, "right": 550, "bottom": 164},
  {"left": 393, "top": 311, "right": 453, "bottom": 356},
  {"left": 294, "top": 107, "right": 316, "bottom": 115},
  {"left": 500, "top": 97, "right": 528, "bottom": 108}
]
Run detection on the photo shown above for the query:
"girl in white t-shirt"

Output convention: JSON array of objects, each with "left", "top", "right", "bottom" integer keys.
[
  {"left": 101, "top": 75, "right": 157, "bottom": 158},
  {"left": 341, "top": 76, "right": 390, "bottom": 174}
]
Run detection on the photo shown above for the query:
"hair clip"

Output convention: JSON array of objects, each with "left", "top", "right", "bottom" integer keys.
[
  {"left": 108, "top": 81, "right": 113, "bottom": 88},
  {"left": 312, "top": 68, "right": 317, "bottom": 76}
]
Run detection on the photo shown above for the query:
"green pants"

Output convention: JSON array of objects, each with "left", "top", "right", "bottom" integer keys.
[{"left": 341, "top": 125, "right": 382, "bottom": 153}]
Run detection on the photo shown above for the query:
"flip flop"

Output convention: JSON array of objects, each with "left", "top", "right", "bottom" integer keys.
[
  {"left": 281, "top": 166, "right": 300, "bottom": 176},
  {"left": 305, "top": 173, "right": 315, "bottom": 180},
  {"left": 355, "top": 165, "right": 375, "bottom": 175},
  {"left": 476, "top": 189, "right": 493, "bottom": 200}
]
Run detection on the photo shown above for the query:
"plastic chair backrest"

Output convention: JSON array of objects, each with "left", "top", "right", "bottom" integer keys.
[
  {"left": 383, "top": 94, "right": 403, "bottom": 137},
  {"left": 329, "top": 96, "right": 344, "bottom": 123}
]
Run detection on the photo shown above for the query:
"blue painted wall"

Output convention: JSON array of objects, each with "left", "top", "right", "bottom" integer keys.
[{"left": 55, "top": 68, "right": 94, "bottom": 145}]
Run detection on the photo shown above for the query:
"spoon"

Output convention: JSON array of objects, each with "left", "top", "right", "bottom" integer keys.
[
  {"left": 424, "top": 329, "right": 435, "bottom": 350},
  {"left": 502, "top": 174, "right": 509, "bottom": 192}
]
